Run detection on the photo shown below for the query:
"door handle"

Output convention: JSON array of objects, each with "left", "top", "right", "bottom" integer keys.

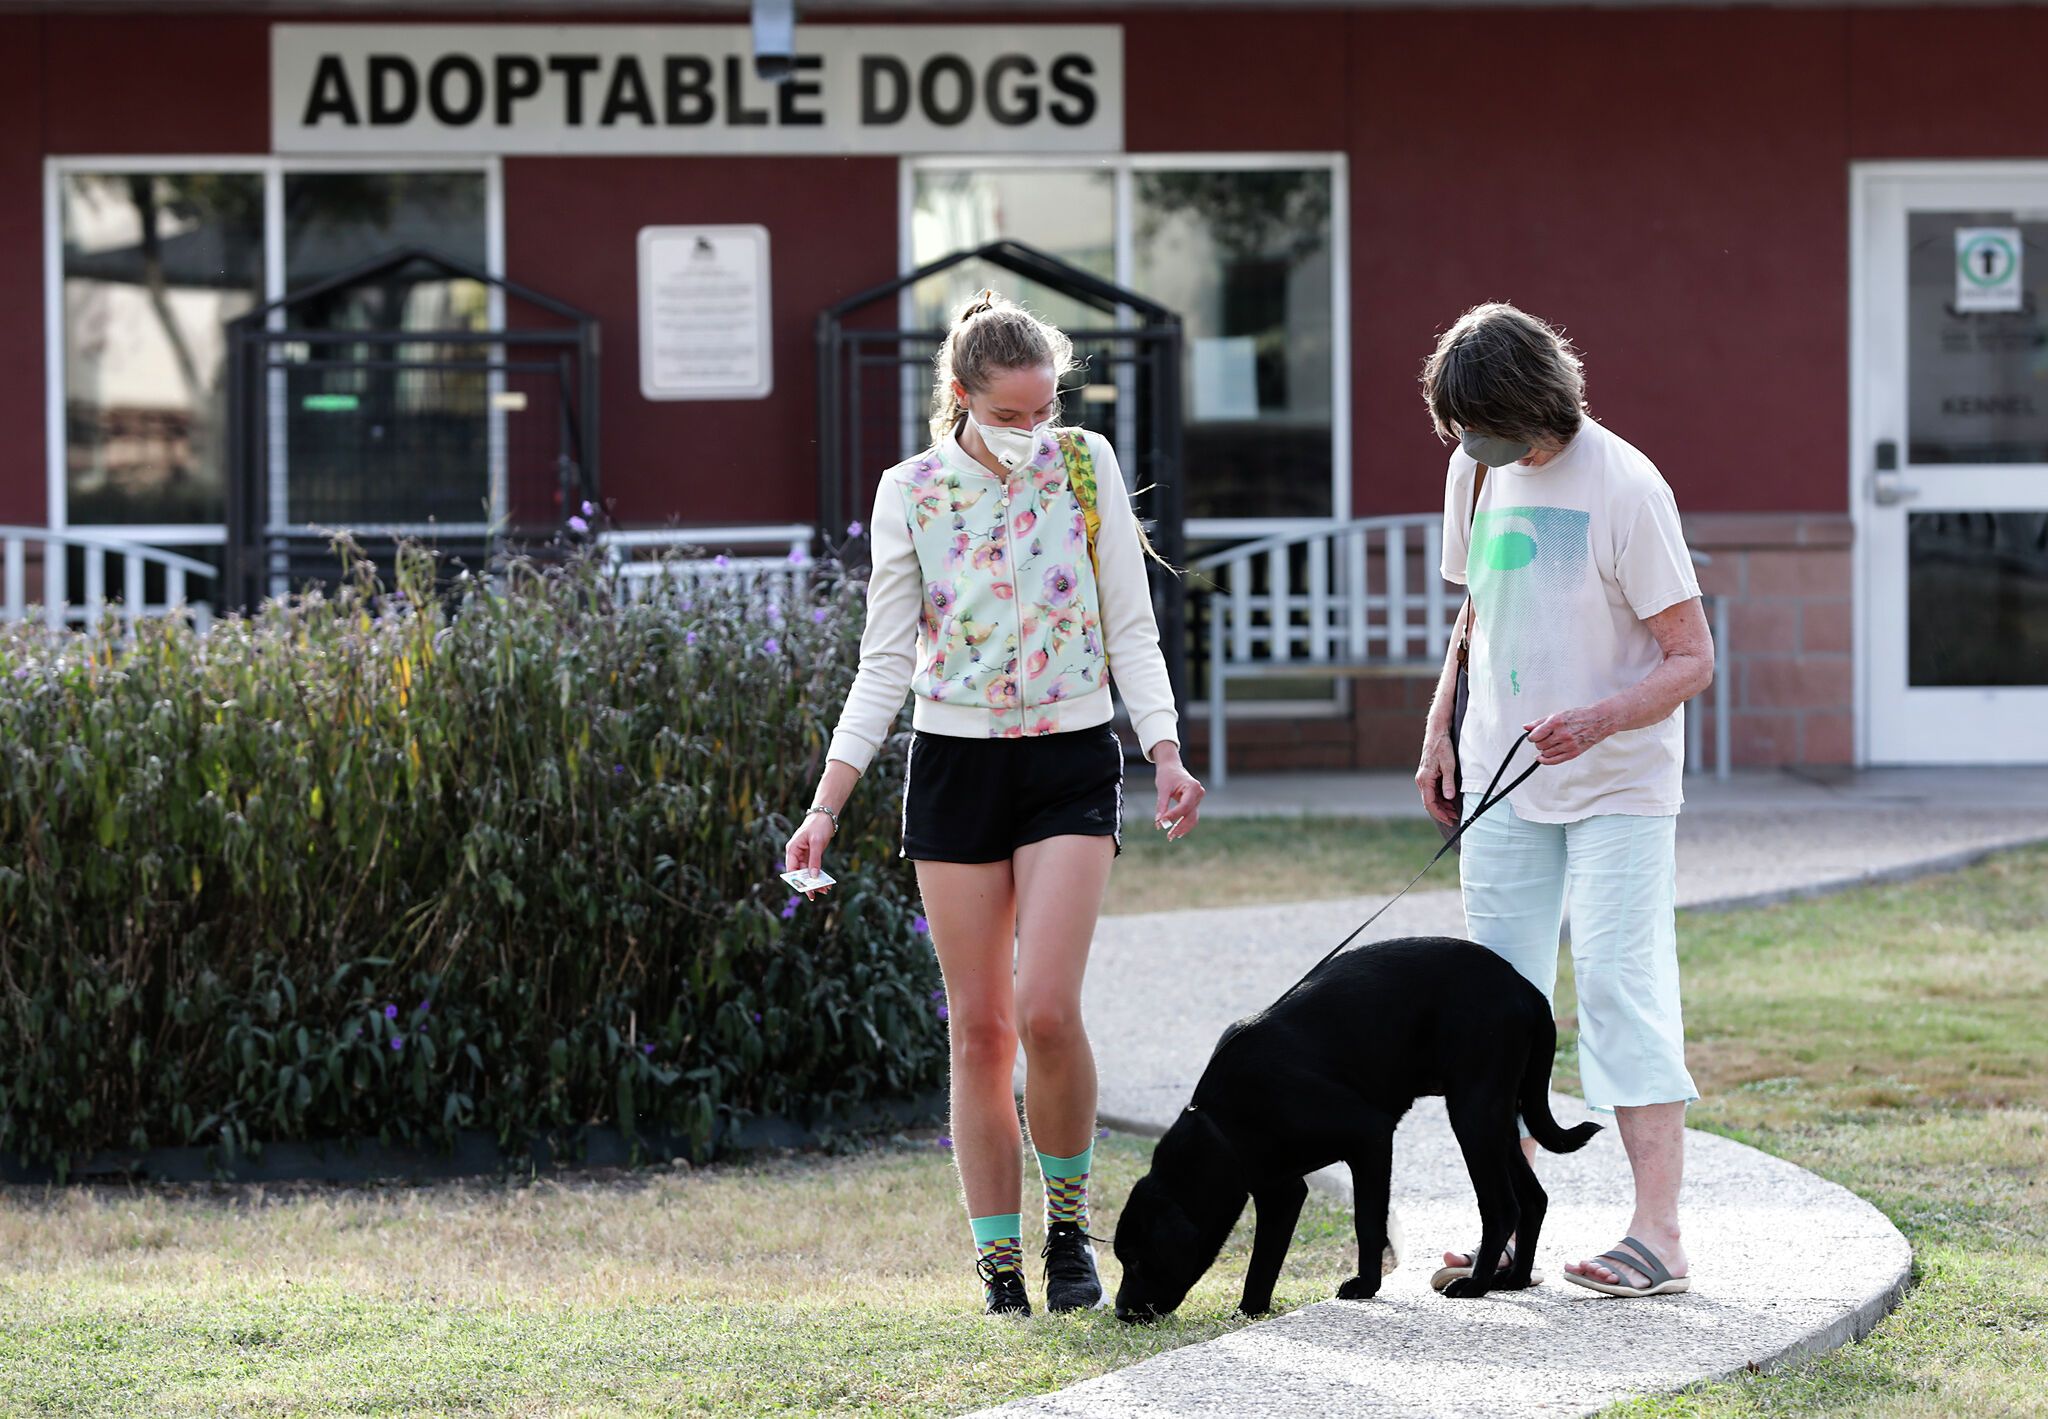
[{"left": 1871, "top": 440, "right": 1918, "bottom": 505}]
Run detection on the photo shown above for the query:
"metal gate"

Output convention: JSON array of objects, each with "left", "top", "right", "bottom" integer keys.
[
  {"left": 816, "top": 240, "right": 1189, "bottom": 720},
  {"left": 225, "top": 247, "right": 600, "bottom": 610}
]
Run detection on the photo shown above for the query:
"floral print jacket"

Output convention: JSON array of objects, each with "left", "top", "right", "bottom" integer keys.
[{"left": 825, "top": 426, "right": 1180, "bottom": 772}]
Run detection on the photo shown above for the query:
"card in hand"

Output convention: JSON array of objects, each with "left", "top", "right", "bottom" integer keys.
[{"left": 780, "top": 867, "right": 836, "bottom": 893}]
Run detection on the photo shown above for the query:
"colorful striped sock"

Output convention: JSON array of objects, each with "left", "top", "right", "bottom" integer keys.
[
  {"left": 1037, "top": 1144, "right": 1093, "bottom": 1231},
  {"left": 970, "top": 1212, "right": 1024, "bottom": 1275}
]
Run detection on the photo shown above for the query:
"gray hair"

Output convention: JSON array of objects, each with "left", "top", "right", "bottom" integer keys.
[
  {"left": 1421, "top": 303, "right": 1586, "bottom": 447},
  {"left": 929, "top": 290, "right": 1079, "bottom": 443}
]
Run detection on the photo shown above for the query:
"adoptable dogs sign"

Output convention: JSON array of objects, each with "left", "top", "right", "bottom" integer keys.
[{"left": 273, "top": 24, "right": 1123, "bottom": 154}]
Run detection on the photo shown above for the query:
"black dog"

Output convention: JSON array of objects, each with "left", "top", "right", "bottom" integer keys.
[{"left": 1113, "top": 936, "right": 1600, "bottom": 1320}]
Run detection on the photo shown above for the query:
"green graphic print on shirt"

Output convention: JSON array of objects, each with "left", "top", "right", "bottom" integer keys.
[{"left": 1469, "top": 506, "right": 1590, "bottom": 700}]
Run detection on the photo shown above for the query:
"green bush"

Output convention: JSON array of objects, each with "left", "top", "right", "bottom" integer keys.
[{"left": 0, "top": 547, "right": 942, "bottom": 1176}]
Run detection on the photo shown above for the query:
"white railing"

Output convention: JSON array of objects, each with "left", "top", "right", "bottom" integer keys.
[
  {"left": 1191, "top": 517, "right": 1730, "bottom": 786},
  {"left": 0, "top": 527, "right": 216, "bottom": 633},
  {"left": 599, "top": 524, "right": 813, "bottom": 611}
]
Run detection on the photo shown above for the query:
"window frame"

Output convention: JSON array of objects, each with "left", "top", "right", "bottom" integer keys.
[
  {"left": 43, "top": 153, "right": 505, "bottom": 547},
  {"left": 901, "top": 151, "right": 1352, "bottom": 719}
]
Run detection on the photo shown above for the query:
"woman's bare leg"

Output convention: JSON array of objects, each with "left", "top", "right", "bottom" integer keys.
[
  {"left": 916, "top": 858, "right": 1022, "bottom": 1219},
  {"left": 1011, "top": 834, "right": 1116, "bottom": 1160}
]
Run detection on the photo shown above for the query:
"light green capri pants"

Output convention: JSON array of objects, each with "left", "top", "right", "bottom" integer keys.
[{"left": 1458, "top": 800, "right": 1699, "bottom": 1115}]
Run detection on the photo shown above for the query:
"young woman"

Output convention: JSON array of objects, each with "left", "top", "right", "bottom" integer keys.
[{"left": 783, "top": 291, "right": 1203, "bottom": 1316}]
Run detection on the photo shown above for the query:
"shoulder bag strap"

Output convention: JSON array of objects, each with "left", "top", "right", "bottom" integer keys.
[
  {"left": 1057, "top": 429, "right": 1102, "bottom": 577},
  {"left": 1456, "top": 463, "right": 1489, "bottom": 670}
]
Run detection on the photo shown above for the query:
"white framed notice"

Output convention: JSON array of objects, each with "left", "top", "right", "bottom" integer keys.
[{"left": 638, "top": 224, "right": 773, "bottom": 401}]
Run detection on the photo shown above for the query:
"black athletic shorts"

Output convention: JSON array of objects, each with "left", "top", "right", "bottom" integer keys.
[{"left": 900, "top": 725, "right": 1125, "bottom": 863}]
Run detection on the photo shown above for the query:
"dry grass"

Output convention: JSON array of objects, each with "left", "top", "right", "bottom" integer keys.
[
  {"left": 1105, "top": 815, "right": 1450, "bottom": 915},
  {"left": 0, "top": 1132, "right": 1369, "bottom": 1417}
]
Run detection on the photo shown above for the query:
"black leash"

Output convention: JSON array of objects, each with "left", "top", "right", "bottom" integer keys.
[
  {"left": 1180, "top": 733, "right": 1543, "bottom": 1105},
  {"left": 1201, "top": 730, "right": 1542, "bottom": 1068}
]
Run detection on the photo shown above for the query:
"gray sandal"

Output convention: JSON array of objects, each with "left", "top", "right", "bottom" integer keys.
[{"left": 1561, "top": 1235, "right": 1690, "bottom": 1297}]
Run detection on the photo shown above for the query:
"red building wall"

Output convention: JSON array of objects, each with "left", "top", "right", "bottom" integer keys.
[{"left": 3, "top": 9, "right": 2046, "bottom": 570}]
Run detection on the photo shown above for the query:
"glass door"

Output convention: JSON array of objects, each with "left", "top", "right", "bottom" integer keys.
[{"left": 1857, "top": 165, "right": 2048, "bottom": 764}]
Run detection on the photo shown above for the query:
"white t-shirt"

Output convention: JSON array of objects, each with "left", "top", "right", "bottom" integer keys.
[{"left": 1439, "top": 418, "right": 1700, "bottom": 823}]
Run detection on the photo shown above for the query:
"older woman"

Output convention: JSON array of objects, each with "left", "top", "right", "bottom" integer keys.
[{"left": 1414, "top": 304, "right": 1713, "bottom": 1298}]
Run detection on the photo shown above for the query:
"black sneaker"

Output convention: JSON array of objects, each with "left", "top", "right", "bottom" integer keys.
[
  {"left": 978, "top": 1257, "right": 1031, "bottom": 1316},
  {"left": 1041, "top": 1221, "right": 1106, "bottom": 1313}
]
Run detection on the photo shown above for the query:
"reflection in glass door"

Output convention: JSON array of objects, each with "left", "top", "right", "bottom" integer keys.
[{"left": 1856, "top": 166, "right": 2048, "bottom": 762}]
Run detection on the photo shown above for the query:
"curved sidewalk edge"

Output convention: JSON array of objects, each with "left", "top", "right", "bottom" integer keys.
[{"left": 971, "top": 1097, "right": 1911, "bottom": 1419}]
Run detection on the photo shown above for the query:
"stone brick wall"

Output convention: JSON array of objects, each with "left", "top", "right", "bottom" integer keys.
[
  {"left": 1181, "top": 511, "right": 1857, "bottom": 776},
  {"left": 1684, "top": 513, "right": 1854, "bottom": 767}
]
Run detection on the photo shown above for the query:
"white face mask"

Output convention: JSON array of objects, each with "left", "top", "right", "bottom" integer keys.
[{"left": 967, "top": 413, "right": 1051, "bottom": 473}]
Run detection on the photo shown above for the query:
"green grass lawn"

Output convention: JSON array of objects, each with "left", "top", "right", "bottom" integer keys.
[
  {"left": 1570, "top": 843, "right": 2048, "bottom": 1418},
  {"left": 4, "top": 837, "right": 2045, "bottom": 1416}
]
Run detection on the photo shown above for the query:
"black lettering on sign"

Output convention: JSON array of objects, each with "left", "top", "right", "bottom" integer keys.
[
  {"left": 986, "top": 55, "right": 1039, "bottom": 125},
  {"left": 920, "top": 55, "right": 974, "bottom": 126},
  {"left": 368, "top": 55, "right": 419, "bottom": 125},
  {"left": 548, "top": 54, "right": 602, "bottom": 125},
  {"left": 428, "top": 55, "right": 484, "bottom": 125},
  {"left": 601, "top": 55, "right": 656, "bottom": 126},
  {"left": 777, "top": 55, "right": 825, "bottom": 127},
  {"left": 1049, "top": 54, "right": 1096, "bottom": 126},
  {"left": 1942, "top": 395, "right": 2039, "bottom": 417},
  {"left": 861, "top": 56, "right": 909, "bottom": 125},
  {"left": 724, "top": 54, "right": 770, "bottom": 126},
  {"left": 303, "top": 54, "right": 359, "bottom": 126},
  {"left": 495, "top": 55, "right": 542, "bottom": 125},
  {"left": 665, "top": 56, "right": 713, "bottom": 124}
]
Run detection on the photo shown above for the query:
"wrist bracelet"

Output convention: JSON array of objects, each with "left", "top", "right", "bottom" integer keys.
[{"left": 805, "top": 805, "right": 839, "bottom": 829}]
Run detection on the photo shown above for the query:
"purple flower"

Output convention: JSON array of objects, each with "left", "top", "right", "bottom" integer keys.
[
  {"left": 416, "top": 1001, "right": 430, "bottom": 1014},
  {"left": 384, "top": 1004, "right": 398, "bottom": 1020},
  {"left": 936, "top": 1004, "right": 949, "bottom": 1021},
  {"left": 846, "top": 520, "right": 863, "bottom": 538},
  {"left": 812, "top": 607, "right": 828, "bottom": 623},
  {"left": 1043, "top": 563, "right": 1079, "bottom": 605},
  {"left": 613, "top": 764, "right": 625, "bottom": 774},
  {"left": 580, "top": 500, "right": 596, "bottom": 518},
  {"left": 390, "top": 1037, "right": 404, "bottom": 1051},
  {"left": 787, "top": 546, "right": 806, "bottom": 564},
  {"left": 781, "top": 896, "right": 799, "bottom": 920},
  {"left": 929, "top": 988, "right": 945, "bottom": 1001},
  {"left": 752, "top": 1012, "right": 762, "bottom": 1023},
  {"left": 937, "top": 1135, "right": 953, "bottom": 1149},
  {"left": 911, "top": 915, "right": 929, "bottom": 934},
  {"left": 925, "top": 582, "right": 956, "bottom": 615},
  {"left": 685, "top": 631, "right": 698, "bottom": 647},
  {"left": 714, "top": 554, "right": 730, "bottom": 569},
  {"left": 642, "top": 1043, "right": 656, "bottom": 1055},
  {"left": 766, "top": 605, "right": 781, "bottom": 624},
  {"left": 1098, "top": 1128, "right": 1109, "bottom": 1139},
  {"left": 763, "top": 637, "right": 780, "bottom": 655},
  {"left": 567, "top": 515, "right": 589, "bottom": 534}
]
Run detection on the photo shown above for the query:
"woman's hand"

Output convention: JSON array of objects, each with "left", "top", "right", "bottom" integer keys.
[
  {"left": 782, "top": 811, "right": 837, "bottom": 898},
  {"left": 1523, "top": 706, "right": 1614, "bottom": 765},
  {"left": 1151, "top": 743, "right": 1205, "bottom": 841},
  {"left": 1415, "top": 728, "right": 1459, "bottom": 827}
]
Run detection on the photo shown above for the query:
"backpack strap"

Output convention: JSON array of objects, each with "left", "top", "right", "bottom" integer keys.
[{"left": 1055, "top": 429, "right": 1101, "bottom": 575}]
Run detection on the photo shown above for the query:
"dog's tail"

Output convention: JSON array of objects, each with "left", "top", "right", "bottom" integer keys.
[{"left": 1520, "top": 1023, "right": 1602, "bottom": 1155}]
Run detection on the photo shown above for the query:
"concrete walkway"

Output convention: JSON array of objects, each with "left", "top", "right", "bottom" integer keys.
[{"left": 975, "top": 767, "right": 2048, "bottom": 1418}]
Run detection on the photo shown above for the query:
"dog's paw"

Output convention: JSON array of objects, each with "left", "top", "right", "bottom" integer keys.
[
  {"left": 1440, "top": 1276, "right": 1492, "bottom": 1299},
  {"left": 1236, "top": 1298, "right": 1272, "bottom": 1318},
  {"left": 1334, "top": 1274, "right": 1381, "bottom": 1302}
]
